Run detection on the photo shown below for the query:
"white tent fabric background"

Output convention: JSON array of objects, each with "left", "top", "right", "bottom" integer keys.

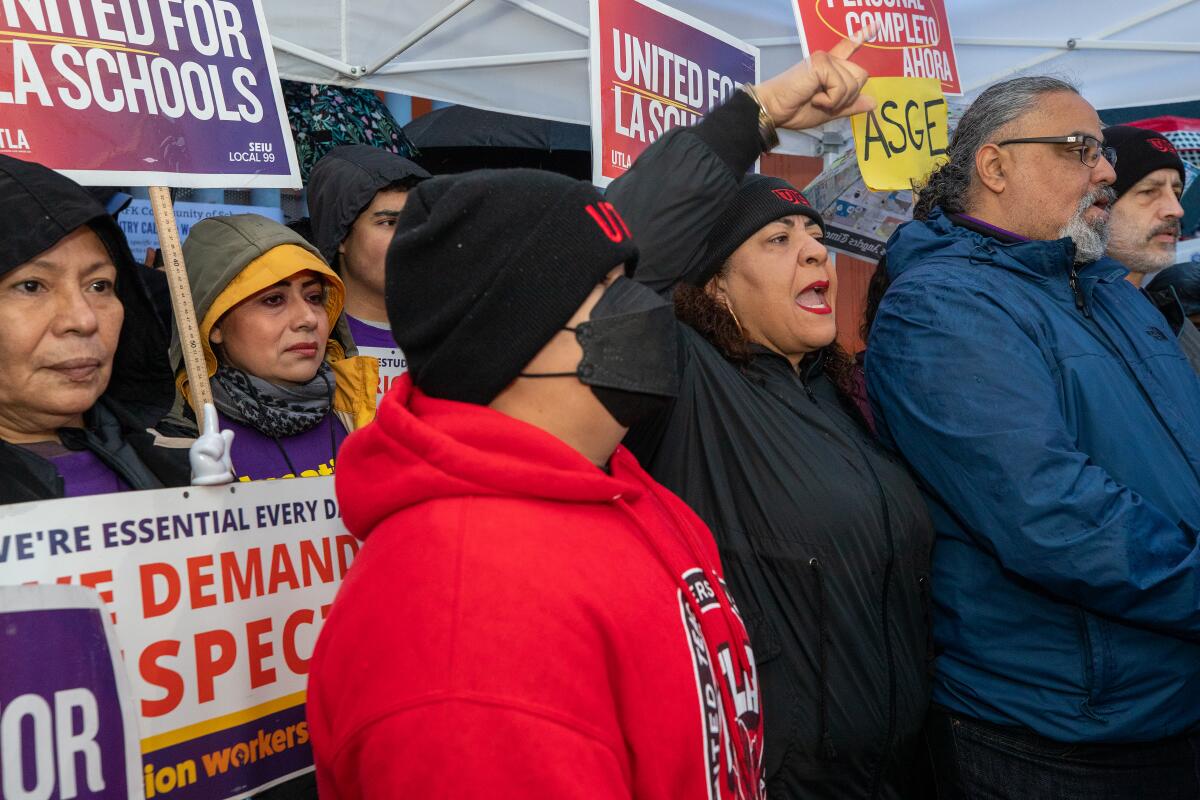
[{"left": 265, "top": 0, "right": 1200, "bottom": 154}]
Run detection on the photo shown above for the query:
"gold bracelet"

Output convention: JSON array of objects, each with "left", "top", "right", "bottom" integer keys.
[{"left": 743, "top": 85, "right": 780, "bottom": 151}]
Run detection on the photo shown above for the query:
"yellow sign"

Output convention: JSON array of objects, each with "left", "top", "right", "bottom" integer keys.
[{"left": 851, "top": 77, "right": 949, "bottom": 191}]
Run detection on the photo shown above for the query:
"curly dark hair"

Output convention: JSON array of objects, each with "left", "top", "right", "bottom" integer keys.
[
  {"left": 673, "top": 278, "right": 860, "bottom": 400},
  {"left": 673, "top": 282, "right": 752, "bottom": 365}
]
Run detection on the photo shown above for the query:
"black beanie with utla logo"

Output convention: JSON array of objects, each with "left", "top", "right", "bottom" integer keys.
[
  {"left": 385, "top": 168, "right": 640, "bottom": 405},
  {"left": 1103, "top": 125, "right": 1187, "bottom": 199},
  {"left": 693, "top": 174, "right": 827, "bottom": 287}
]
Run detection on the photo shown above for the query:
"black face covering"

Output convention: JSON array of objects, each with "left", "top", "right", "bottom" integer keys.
[{"left": 521, "top": 277, "right": 680, "bottom": 427}]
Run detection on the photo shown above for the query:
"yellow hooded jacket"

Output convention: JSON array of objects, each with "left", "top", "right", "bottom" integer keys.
[{"left": 164, "top": 214, "right": 377, "bottom": 452}]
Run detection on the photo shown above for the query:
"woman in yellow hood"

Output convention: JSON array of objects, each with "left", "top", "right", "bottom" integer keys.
[{"left": 159, "top": 214, "right": 377, "bottom": 481}]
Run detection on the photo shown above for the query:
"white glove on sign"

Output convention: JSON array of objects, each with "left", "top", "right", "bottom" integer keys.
[{"left": 189, "top": 403, "right": 236, "bottom": 486}]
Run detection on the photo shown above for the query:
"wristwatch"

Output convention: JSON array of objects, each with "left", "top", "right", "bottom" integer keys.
[{"left": 742, "top": 85, "right": 780, "bottom": 151}]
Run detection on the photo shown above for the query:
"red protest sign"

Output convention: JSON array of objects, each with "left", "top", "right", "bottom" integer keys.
[
  {"left": 790, "top": 0, "right": 961, "bottom": 95},
  {"left": 589, "top": 0, "right": 759, "bottom": 187}
]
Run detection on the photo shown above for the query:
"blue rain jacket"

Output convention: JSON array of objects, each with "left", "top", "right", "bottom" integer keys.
[{"left": 866, "top": 209, "right": 1200, "bottom": 743}]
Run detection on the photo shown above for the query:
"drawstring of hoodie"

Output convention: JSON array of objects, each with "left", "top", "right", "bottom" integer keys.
[
  {"left": 645, "top": 485, "right": 762, "bottom": 795},
  {"left": 808, "top": 557, "right": 838, "bottom": 761},
  {"left": 642, "top": 483, "right": 758, "bottom": 695},
  {"left": 609, "top": 471, "right": 759, "bottom": 793}
]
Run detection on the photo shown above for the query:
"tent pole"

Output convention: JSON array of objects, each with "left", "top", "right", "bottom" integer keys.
[
  {"left": 500, "top": 0, "right": 587, "bottom": 37},
  {"left": 963, "top": 0, "right": 1197, "bottom": 93},
  {"left": 363, "top": 0, "right": 478, "bottom": 76},
  {"left": 271, "top": 36, "right": 360, "bottom": 77},
  {"left": 375, "top": 50, "right": 587, "bottom": 75},
  {"left": 957, "top": 37, "right": 1200, "bottom": 53}
]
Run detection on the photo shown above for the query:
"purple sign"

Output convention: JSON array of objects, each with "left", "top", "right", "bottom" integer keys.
[
  {"left": 141, "top": 703, "right": 312, "bottom": 799},
  {"left": 0, "top": 586, "right": 141, "bottom": 800},
  {"left": 1, "top": 0, "right": 300, "bottom": 188}
]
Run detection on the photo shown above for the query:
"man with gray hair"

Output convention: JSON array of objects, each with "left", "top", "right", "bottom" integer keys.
[
  {"left": 1101, "top": 124, "right": 1200, "bottom": 372},
  {"left": 867, "top": 77, "right": 1200, "bottom": 797}
]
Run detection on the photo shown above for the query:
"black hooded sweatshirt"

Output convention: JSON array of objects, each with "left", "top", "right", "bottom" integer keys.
[
  {"left": 0, "top": 155, "right": 187, "bottom": 503},
  {"left": 608, "top": 96, "right": 934, "bottom": 799},
  {"left": 305, "top": 144, "right": 431, "bottom": 267}
]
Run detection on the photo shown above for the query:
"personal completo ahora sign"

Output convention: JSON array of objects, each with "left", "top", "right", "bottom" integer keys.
[
  {"left": 0, "top": 0, "right": 300, "bottom": 187},
  {"left": 790, "top": 0, "right": 961, "bottom": 96},
  {"left": 589, "top": 0, "right": 758, "bottom": 187},
  {"left": 0, "top": 478, "right": 354, "bottom": 799}
]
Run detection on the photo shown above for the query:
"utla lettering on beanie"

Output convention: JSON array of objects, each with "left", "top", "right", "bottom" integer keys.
[
  {"left": 1103, "top": 125, "right": 1187, "bottom": 199},
  {"left": 694, "top": 174, "right": 827, "bottom": 288},
  {"left": 384, "top": 169, "right": 639, "bottom": 405}
]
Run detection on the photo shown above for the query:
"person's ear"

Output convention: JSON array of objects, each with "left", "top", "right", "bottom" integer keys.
[
  {"left": 209, "top": 325, "right": 224, "bottom": 346},
  {"left": 705, "top": 273, "right": 729, "bottom": 302},
  {"left": 976, "top": 143, "right": 1008, "bottom": 194},
  {"left": 706, "top": 273, "right": 744, "bottom": 334}
]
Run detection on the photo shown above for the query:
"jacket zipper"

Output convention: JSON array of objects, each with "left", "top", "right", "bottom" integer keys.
[
  {"left": 1068, "top": 265, "right": 1092, "bottom": 318},
  {"left": 798, "top": 359, "right": 819, "bottom": 404},
  {"left": 786, "top": 367, "right": 898, "bottom": 798},
  {"left": 1073, "top": 608, "right": 1108, "bottom": 723}
]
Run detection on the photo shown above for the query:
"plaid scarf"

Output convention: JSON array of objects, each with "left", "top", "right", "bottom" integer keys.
[{"left": 211, "top": 362, "right": 334, "bottom": 438}]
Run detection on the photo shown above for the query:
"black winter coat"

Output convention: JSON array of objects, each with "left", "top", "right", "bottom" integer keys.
[
  {"left": 0, "top": 400, "right": 188, "bottom": 504},
  {"left": 610, "top": 96, "right": 935, "bottom": 799}
]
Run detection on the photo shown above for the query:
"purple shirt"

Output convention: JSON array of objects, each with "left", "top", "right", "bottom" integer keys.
[
  {"left": 22, "top": 442, "right": 129, "bottom": 498},
  {"left": 346, "top": 314, "right": 398, "bottom": 349},
  {"left": 955, "top": 213, "right": 1030, "bottom": 243},
  {"left": 223, "top": 413, "right": 349, "bottom": 482},
  {"left": 346, "top": 314, "right": 408, "bottom": 400}
]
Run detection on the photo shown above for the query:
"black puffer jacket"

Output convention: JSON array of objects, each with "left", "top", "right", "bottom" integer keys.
[
  {"left": 609, "top": 96, "right": 934, "bottom": 799},
  {"left": 0, "top": 155, "right": 187, "bottom": 503}
]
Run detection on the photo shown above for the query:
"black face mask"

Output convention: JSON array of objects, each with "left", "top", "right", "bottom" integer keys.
[{"left": 521, "top": 277, "right": 679, "bottom": 427}]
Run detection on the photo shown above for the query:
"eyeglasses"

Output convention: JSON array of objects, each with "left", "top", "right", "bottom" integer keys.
[{"left": 995, "top": 135, "right": 1118, "bottom": 168}]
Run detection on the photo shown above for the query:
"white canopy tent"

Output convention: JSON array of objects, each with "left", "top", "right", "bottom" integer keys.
[{"left": 265, "top": 0, "right": 1200, "bottom": 155}]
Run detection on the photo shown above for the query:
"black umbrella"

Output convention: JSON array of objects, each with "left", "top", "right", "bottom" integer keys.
[{"left": 403, "top": 105, "right": 591, "bottom": 180}]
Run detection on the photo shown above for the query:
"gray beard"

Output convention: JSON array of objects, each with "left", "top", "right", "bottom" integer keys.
[
  {"left": 1106, "top": 224, "right": 1179, "bottom": 275},
  {"left": 1058, "top": 187, "right": 1114, "bottom": 265}
]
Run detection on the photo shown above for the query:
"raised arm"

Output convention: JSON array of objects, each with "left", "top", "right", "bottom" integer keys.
[{"left": 607, "top": 34, "right": 873, "bottom": 293}]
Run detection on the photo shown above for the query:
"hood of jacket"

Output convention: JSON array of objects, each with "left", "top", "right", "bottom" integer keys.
[
  {"left": 167, "top": 213, "right": 376, "bottom": 431},
  {"left": 172, "top": 214, "right": 351, "bottom": 374},
  {"left": 885, "top": 208, "right": 1127, "bottom": 294},
  {"left": 0, "top": 155, "right": 173, "bottom": 421},
  {"left": 336, "top": 373, "right": 646, "bottom": 541},
  {"left": 307, "top": 144, "right": 431, "bottom": 265}
]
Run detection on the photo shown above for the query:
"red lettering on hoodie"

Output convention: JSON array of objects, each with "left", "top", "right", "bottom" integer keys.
[{"left": 586, "top": 201, "right": 633, "bottom": 243}]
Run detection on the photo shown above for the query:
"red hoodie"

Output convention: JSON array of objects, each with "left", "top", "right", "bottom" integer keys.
[{"left": 308, "top": 375, "right": 765, "bottom": 799}]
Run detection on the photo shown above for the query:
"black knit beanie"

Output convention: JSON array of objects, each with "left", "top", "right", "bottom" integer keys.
[
  {"left": 1103, "top": 125, "right": 1186, "bottom": 199},
  {"left": 693, "top": 174, "right": 826, "bottom": 286},
  {"left": 386, "top": 169, "right": 639, "bottom": 404}
]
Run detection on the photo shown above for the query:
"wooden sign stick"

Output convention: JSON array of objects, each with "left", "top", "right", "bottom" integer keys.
[{"left": 148, "top": 186, "right": 214, "bottom": 433}]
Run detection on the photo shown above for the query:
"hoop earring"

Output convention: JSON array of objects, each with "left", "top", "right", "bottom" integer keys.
[{"left": 721, "top": 296, "right": 745, "bottom": 338}]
